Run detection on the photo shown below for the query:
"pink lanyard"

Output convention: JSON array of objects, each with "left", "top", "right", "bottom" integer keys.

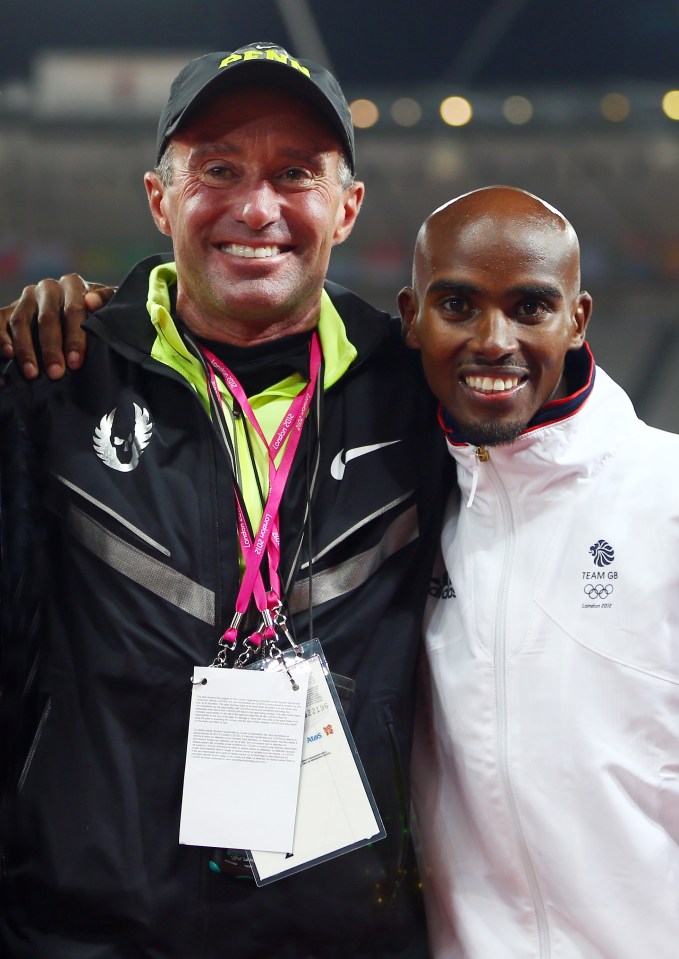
[{"left": 200, "top": 334, "right": 321, "bottom": 660}]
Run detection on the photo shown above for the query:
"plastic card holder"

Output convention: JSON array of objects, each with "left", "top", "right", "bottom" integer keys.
[{"left": 247, "top": 639, "right": 385, "bottom": 885}]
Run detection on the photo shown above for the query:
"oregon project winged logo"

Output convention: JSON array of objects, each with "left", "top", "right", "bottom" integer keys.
[
  {"left": 93, "top": 403, "right": 153, "bottom": 472},
  {"left": 331, "top": 440, "right": 401, "bottom": 480}
]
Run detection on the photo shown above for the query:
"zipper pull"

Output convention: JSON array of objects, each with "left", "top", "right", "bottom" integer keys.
[{"left": 467, "top": 446, "right": 489, "bottom": 509}]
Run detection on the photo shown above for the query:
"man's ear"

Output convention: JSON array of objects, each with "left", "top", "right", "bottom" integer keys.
[
  {"left": 332, "top": 180, "right": 365, "bottom": 245},
  {"left": 398, "top": 286, "right": 421, "bottom": 349},
  {"left": 569, "top": 291, "right": 593, "bottom": 349},
  {"left": 144, "top": 172, "right": 173, "bottom": 238}
]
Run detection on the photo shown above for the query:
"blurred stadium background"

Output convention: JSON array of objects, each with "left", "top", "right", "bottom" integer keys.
[{"left": 2, "top": 0, "right": 679, "bottom": 430}]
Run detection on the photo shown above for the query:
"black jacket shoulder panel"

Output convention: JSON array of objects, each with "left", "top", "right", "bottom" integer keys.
[{"left": 0, "top": 258, "right": 441, "bottom": 959}]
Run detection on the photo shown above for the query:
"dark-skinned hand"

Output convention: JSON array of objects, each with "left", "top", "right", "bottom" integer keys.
[{"left": 0, "top": 274, "right": 116, "bottom": 380}]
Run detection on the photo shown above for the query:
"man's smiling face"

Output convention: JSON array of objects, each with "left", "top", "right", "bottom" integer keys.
[
  {"left": 145, "top": 86, "right": 363, "bottom": 345},
  {"left": 399, "top": 188, "right": 592, "bottom": 446}
]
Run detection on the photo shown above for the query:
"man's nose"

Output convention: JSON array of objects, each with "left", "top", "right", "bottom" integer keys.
[
  {"left": 471, "top": 310, "right": 518, "bottom": 358},
  {"left": 234, "top": 180, "right": 280, "bottom": 231}
]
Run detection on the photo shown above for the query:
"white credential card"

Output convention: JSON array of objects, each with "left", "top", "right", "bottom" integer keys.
[
  {"left": 179, "top": 666, "right": 309, "bottom": 853},
  {"left": 250, "top": 654, "right": 383, "bottom": 882}
]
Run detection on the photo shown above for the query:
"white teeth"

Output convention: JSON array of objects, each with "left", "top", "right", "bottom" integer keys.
[
  {"left": 220, "top": 244, "right": 281, "bottom": 258},
  {"left": 465, "top": 375, "right": 520, "bottom": 393}
]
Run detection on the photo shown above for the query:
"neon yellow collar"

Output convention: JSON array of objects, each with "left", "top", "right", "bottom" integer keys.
[{"left": 146, "top": 261, "right": 357, "bottom": 408}]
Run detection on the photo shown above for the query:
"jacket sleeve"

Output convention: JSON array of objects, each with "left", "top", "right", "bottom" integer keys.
[{"left": 0, "top": 375, "right": 50, "bottom": 791}]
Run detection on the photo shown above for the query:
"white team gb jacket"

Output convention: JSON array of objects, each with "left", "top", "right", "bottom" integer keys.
[{"left": 413, "top": 357, "right": 679, "bottom": 959}]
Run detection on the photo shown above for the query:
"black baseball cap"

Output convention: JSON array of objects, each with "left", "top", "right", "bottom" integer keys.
[{"left": 156, "top": 42, "right": 355, "bottom": 172}]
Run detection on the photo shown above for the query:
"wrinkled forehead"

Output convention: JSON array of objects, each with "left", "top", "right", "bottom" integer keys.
[{"left": 174, "top": 84, "right": 344, "bottom": 151}]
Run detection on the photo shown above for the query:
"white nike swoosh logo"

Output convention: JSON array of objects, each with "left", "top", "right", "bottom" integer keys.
[{"left": 330, "top": 441, "right": 401, "bottom": 480}]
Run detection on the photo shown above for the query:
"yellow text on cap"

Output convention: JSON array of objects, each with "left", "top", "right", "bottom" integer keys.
[{"left": 219, "top": 50, "right": 311, "bottom": 78}]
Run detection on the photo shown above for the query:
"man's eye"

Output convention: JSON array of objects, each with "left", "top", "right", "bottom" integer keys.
[
  {"left": 441, "top": 297, "right": 468, "bottom": 314},
  {"left": 199, "top": 165, "right": 235, "bottom": 185},
  {"left": 280, "top": 167, "right": 313, "bottom": 184},
  {"left": 516, "top": 300, "right": 546, "bottom": 318}
]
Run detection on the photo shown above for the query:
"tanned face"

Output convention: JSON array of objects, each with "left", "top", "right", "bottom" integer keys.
[
  {"left": 398, "top": 187, "right": 592, "bottom": 446},
  {"left": 144, "top": 86, "right": 364, "bottom": 346}
]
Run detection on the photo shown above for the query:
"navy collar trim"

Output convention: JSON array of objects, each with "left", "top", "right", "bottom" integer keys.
[{"left": 439, "top": 343, "right": 596, "bottom": 446}]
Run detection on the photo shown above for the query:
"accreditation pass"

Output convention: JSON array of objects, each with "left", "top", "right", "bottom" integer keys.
[
  {"left": 249, "top": 648, "right": 385, "bottom": 885},
  {"left": 179, "top": 666, "right": 309, "bottom": 853}
]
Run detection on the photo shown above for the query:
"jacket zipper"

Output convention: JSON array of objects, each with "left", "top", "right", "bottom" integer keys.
[
  {"left": 479, "top": 449, "right": 551, "bottom": 958},
  {"left": 466, "top": 445, "right": 489, "bottom": 508},
  {"left": 384, "top": 715, "right": 411, "bottom": 903},
  {"left": 141, "top": 345, "right": 236, "bottom": 635},
  {"left": 17, "top": 697, "right": 52, "bottom": 793}
]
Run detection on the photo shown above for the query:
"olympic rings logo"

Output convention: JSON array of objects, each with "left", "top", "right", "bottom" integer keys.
[{"left": 584, "top": 583, "right": 613, "bottom": 599}]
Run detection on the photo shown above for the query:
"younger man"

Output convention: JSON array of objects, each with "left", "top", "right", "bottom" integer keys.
[{"left": 400, "top": 186, "right": 679, "bottom": 959}]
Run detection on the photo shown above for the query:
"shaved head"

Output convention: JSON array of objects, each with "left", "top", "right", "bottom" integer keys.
[
  {"left": 414, "top": 186, "right": 582, "bottom": 297},
  {"left": 399, "top": 186, "right": 591, "bottom": 446}
]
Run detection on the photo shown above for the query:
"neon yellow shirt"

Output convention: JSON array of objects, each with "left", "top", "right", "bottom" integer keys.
[{"left": 145, "top": 261, "right": 357, "bottom": 531}]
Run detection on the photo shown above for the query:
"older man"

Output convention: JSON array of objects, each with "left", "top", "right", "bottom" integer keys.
[
  {"left": 0, "top": 44, "right": 446, "bottom": 958},
  {"left": 400, "top": 186, "right": 679, "bottom": 958}
]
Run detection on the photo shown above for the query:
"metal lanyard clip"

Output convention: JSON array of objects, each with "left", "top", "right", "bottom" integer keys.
[{"left": 270, "top": 602, "right": 302, "bottom": 657}]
